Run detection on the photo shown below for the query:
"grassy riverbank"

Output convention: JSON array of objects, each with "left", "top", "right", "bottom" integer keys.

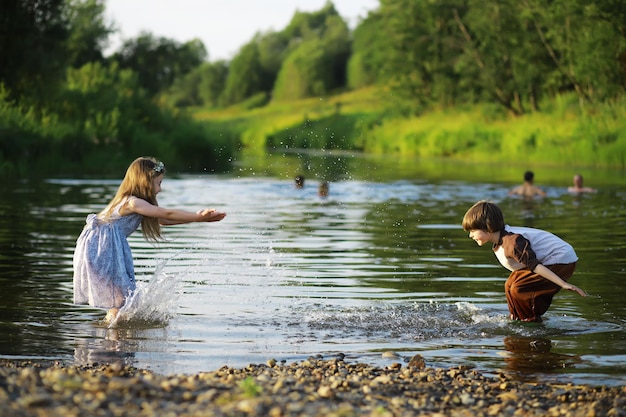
[{"left": 194, "top": 88, "right": 626, "bottom": 169}]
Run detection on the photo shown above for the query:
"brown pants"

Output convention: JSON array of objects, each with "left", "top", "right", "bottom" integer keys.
[{"left": 504, "top": 262, "right": 577, "bottom": 322}]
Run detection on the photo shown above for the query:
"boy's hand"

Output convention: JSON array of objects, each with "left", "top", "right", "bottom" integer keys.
[{"left": 563, "top": 283, "right": 587, "bottom": 297}]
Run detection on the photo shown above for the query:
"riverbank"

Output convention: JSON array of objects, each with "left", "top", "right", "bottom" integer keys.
[
  {"left": 195, "top": 89, "right": 626, "bottom": 170},
  {"left": 1, "top": 357, "right": 623, "bottom": 416}
]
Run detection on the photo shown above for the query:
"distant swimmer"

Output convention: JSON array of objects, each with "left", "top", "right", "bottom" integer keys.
[
  {"left": 318, "top": 181, "right": 329, "bottom": 198},
  {"left": 568, "top": 174, "right": 596, "bottom": 193},
  {"left": 508, "top": 171, "right": 546, "bottom": 198},
  {"left": 295, "top": 175, "right": 305, "bottom": 189}
]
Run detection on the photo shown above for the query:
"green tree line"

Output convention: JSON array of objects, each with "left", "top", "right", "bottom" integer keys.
[
  {"left": 170, "top": 0, "right": 625, "bottom": 114},
  {"left": 1, "top": 0, "right": 625, "bottom": 177}
]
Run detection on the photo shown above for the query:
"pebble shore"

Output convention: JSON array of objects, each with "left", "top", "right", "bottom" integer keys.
[{"left": 1, "top": 356, "right": 623, "bottom": 416}]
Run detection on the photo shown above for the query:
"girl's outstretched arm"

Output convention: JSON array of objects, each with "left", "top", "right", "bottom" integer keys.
[
  {"left": 159, "top": 209, "right": 226, "bottom": 225},
  {"left": 124, "top": 198, "right": 226, "bottom": 225}
]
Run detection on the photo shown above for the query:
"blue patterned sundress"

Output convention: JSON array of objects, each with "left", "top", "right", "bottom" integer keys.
[{"left": 73, "top": 197, "right": 143, "bottom": 309}]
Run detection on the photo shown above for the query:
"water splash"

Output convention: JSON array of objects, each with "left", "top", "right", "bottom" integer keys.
[
  {"left": 299, "top": 301, "right": 510, "bottom": 342},
  {"left": 108, "top": 260, "right": 182, "bottom": 328}
]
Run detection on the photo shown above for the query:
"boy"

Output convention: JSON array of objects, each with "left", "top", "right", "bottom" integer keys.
[{"left": 462, "top": 200, "right": 587, "bottom": 322}]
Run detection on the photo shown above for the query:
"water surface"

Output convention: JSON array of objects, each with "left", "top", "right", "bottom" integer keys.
[{"left": 0, "top": 154, "right": 624, "bottom": 386}]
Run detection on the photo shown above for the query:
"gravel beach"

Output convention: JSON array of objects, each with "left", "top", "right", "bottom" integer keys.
[{"left": 1, "top": 357, "right": 623, "bottom": 416}]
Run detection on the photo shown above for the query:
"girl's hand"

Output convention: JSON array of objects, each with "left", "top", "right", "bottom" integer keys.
[
  {"left": 563, "top": 283, "right": 587, "bottom": 297},
  {"left": 197, "top": 208, "right": 226, "bottom": 222}
]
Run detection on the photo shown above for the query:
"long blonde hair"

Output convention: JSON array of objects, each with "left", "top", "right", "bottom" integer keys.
[{"left": 100, "top": 156, "right": 165, "bottom": 241}]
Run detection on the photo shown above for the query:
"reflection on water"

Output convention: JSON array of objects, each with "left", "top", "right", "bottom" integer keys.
[
  {"left": 501, "top": 336, "right": 582, "bottom": 377},
  {"left": 73, "top": 326, "right": 137, "bottom": 368},
  {"left": 0, "top": 155, "right": 625, "bottom": 386}
]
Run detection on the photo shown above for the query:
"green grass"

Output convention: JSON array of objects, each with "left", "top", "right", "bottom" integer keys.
[{"left": 192, "top": 88, "right": 626, "bottom": 169}]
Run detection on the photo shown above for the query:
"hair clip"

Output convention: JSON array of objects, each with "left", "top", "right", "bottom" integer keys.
[{"left": 153, "top": 161, "right": 165, "bottom": 173}]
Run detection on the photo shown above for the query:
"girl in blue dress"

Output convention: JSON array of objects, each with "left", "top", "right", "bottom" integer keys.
[{"left": 73, "top": 156, "right": 226, "bottom": 322}]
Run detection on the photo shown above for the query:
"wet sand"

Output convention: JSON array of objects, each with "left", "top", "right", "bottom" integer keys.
[{"left": 1, "top": 357, "right": 623, "bottom": 416}]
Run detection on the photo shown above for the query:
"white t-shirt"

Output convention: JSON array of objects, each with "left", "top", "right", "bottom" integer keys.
[{"left": 493, "top": 225, "right": 578, "bottom": 272}]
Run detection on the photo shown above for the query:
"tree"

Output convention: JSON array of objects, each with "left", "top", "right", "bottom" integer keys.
[
  {"left": 164, "top": 60, "right": 228, "bottom": 108},
  {"left": 455, "top": 0, "right": 541, "bottom": 114},
  {"left": 60, "top": 61, "right": 141, "bottom": 149},
  {"left": 272, "top": 38, "right": 331, "bottom": 100},
  {"left": 163, "top": 65, "right": 204, "bottom": 108},
  {"left": 379, "top": 0, "right": 463, "bottom": 112},
  {"left": 64, "top": 0, "right": 114, "bottom": 68},
  {"left": 198, "top": 61, "right": 229, "bottom": 107},
  {"left": 112, "top": 33, "right": 207, "bottom": 96},
  {"left": 377, "top": 0, "right": 626, "bottom": 115},
  {"left": 283, "top": 1, "right": 337, "bottom": 40},
  {"left": 255, "top": 31, "right": 291, "bottom": 93},
  {"left": 321, "top": 14, "right": 351, "bottom": 88},
  {"left": 347, "top": 10, "right": 388, "bottom": 88},
  {"left": 272, "top": 3, "right": 351, "bottom": 101},
  {"left": 219, "top": 42, "right": 267, "bottom": 106},
  {"left": 0, "top": 0, "right": 70, "bottom": 101},
  {"left": 520, "top": 0, "right": 626, "bottom": 102}
]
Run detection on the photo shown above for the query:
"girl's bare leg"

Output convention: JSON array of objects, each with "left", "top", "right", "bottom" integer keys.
[{"left": 105, "top": 308, "right": 119, "bottom": 323}]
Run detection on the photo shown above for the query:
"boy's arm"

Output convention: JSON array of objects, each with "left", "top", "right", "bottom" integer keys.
[{"left": 533, "top": 264, "right": 587, "bottom": 297}]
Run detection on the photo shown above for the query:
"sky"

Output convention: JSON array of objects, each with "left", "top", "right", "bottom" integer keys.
[{"left": 104, "top": 0, "right": 379, "bottom": 61}]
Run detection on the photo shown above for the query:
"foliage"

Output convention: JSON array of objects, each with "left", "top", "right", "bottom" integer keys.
[
  {"left": 233, "top": 92, "right": 270, "bottom": 111},
  {"left": 266, "top": 113, "right": 369, "bottom": 150},
  {"left": 197, "top": 86, "right": 626, "bottom": 169},
  {"left": 272, "top": 39, "right": 331, "bottom": 100},
  {"left": 272, "top": 9, "right": 351, "bottom": 101},
  {"left": 220, "top": 2, "right": 351, "bottom": 106},
  {"left": 162, "top": 60, "right": 231, "bottom": 108},
  {"left": 358, "top": 93, "right": 626, "bottom": 167},
  {"left": 0, "top": 61, "right": 233, "bottom": 177},
  {"left": 318, "top": 13, "right": 351, "bottom": 89},
  {"left": 198, "top": 61, "right": 229, "bottom": 108},
  {"left": 238, "top": 377, "right": 262, "bottom": 398},
  {"left": 111, "top": 32, "right": 207, "bottom": 96},
  {"left": 61, "top": 62, "right": 137, "bottom": 147},
  {"left": 213, "top": 29, "right": 291, "bottom": 109},
  {"left": 163, "top": 65, "right": 205, "bottom": 108},
  {"left": 347, "top": 10, "right": 388, "bottom": 89},
  {"left": 2, "top": 0, "right": 626, "bottom": 178},
  {"left": 377, "top": 0, "right": 626, "bottom": 115},
  {"left": 255, "top": 31, "right": 290, "bottom": 87},
  {"left": 219, "top": 41, "right": 268, "bottom": 106},
  {"left": 0, "top": 0, "right": 70, "bottom": 103},
  {"left": 282, "top": 1, "right": 341, "bottom": 43},
  {"left": 64, "top": 0, "right": 113, "bottom": 68},
  {"left": 196, "top": 87, "right": 380, "bottom": 151}
]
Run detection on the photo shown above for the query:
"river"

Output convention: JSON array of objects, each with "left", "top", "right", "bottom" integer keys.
[{"left": 0, "top": 152, "right": 624, "bottom": 386}]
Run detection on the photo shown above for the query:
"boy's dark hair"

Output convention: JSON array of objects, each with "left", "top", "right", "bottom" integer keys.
[
  {"left": 462, "top": 200, "right": 505, "bottom": 233},
  {"left": 524, "top": 171, "right": 534, "bottom": 182}
]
